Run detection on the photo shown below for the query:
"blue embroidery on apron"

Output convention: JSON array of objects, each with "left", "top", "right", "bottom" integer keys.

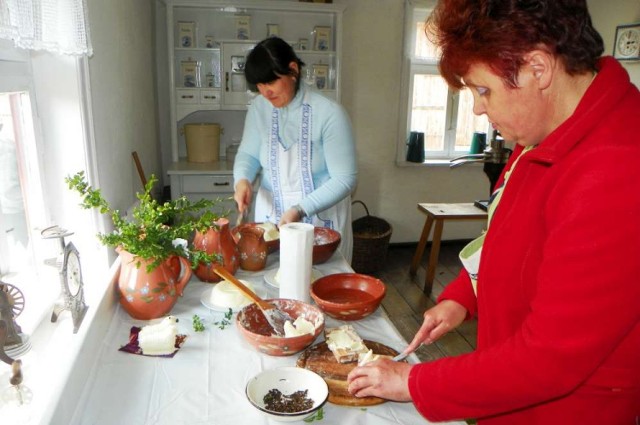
[
  {"left": 300, "top": 103, "right": 314, "bottom": 224},
  {"left": 266, "top": 92, "right": 335, "bottom": 229},
  {"left": 269, "top": 108, "right": 283, "bottom": 221},
  {"left": 268, "top": 96, "right": 316, "bottom": 224}
]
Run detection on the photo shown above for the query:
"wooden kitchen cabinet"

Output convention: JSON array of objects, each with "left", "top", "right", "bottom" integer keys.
[
  {"left": 161, "top": 0, "right": 344, "bottom": 206},
  {"left": 167, "top": 160, "right": 260, "bottom": 223}
]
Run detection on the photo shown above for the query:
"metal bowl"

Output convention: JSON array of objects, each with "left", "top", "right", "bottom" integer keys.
[{"left": 245, "top": 367, "right": 328, "bottom": 422}]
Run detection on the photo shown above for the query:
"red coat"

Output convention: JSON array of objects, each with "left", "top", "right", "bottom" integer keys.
[{"left": 408, "top": 57, "right": 640, "bottom": 424}]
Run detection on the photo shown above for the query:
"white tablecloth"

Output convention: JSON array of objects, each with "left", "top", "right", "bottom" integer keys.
[{"left": 70, "top": 252, "right": 465, "bottom": 425}]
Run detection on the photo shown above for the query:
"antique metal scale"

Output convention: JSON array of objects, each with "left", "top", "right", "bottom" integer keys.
[{"left": 41, "top": 225, "right": 88, "bottom": 334}]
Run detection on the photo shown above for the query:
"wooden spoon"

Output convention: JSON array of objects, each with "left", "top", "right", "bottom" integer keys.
[{"left": 212, "top": 265, "right": 293, "bottom": 336}]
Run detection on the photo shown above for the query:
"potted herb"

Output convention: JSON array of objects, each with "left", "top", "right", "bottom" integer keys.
[
  {"left": 66, "top": 171, "right": 227, "bottom": 319},
  {"left": 65, "top": 171, "right": 223, "bottom": 267}
]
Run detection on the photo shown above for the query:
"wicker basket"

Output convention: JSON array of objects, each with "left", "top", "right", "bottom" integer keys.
[{"left": 351, "top": 200, "right": 392, "bottom": 274}]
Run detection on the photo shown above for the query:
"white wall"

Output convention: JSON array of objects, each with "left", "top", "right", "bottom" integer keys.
[
  {"left": 86, "top": 0, "right": 160, "bottom": 213},
  {"left": 152, "top": 0, "right": 639, "bottom": 244},
  {"left": 337, "top": 0, "right": 640, "bottom": 243},
  {"left": 338, "top": 0, "right": 488, "bottom": 243},
  {"left": 588, "top": 0, "right": 640, "bottom": 85}
]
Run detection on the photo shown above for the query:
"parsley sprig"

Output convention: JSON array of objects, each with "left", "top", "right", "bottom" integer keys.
[
  {"left": 304, "top": 407, "right": 324, "bottom": 422},
  {"left": 192, "top": 314, "right": 205, "bottom": 332},
  {"left": 213, "top": 308, "right": 233, "bottom": 329}
]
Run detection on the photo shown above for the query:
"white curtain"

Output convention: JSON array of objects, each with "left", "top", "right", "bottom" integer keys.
[{"left": 0, "top": 0, "right": 93, "bottom": 56}]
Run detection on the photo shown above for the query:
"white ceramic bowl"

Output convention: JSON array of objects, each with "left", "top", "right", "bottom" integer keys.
[{"left": 245, "top": 367, "right": 329, "bottom": 422}]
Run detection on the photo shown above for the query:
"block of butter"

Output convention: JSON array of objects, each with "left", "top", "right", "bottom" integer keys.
[{"left": 325, "top": 325, "right": 369, "bottom": 364}]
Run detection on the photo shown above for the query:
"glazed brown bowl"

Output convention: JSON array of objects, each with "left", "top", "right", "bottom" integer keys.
[
  {"left": 312, "top": 227, "right": 341, "bottom": 264},
  {"left": 236, "top": 299, "right": 324, "bottom": 356},
  {"left": 232, "top": 222, "right": 280, "bottom": 254},
  {"left": 310, "top": 273, "right": 386, "bottom": 321}
]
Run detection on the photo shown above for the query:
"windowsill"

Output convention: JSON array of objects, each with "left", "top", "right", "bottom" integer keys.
[
  {"left": 0, "top": 255, "right": 118, "bottom": 425},
  {"left": 396, "top": 159, "right": 484, "bottom": 167}
]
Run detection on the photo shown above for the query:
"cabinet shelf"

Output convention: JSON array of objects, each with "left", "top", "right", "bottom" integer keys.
[
  {"left": 162, "top": 0, "right": 344, "bottom": 202},
  {"left": 175, "top": 47, "right": 221, "bottom": 52},
  {"left": 175, "top": 44, "right": 336, "bottom": 57}
]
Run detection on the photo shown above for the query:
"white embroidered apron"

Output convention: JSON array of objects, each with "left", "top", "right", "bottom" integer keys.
[{"left": 254, "top": 93, "right": 352, "bottom": 263}]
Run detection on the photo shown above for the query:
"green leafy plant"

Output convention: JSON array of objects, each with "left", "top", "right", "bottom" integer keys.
[
  {"left": 189, "top": 249, "right": 222, "bottom": 270},
  {"left": 304, "top": 407, "right": 324, "bottom": 422},
  {"left": 192, "top": 314, "right": 205, "bottom": 332},
  {"left": 213, "top": 308, "right": 233, "bottom": 330},
  {"left": 66, "top": 171, "right": 228, "bottom": 270}
]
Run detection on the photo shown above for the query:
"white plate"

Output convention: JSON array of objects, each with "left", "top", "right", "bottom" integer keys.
[
  {"left": 200, "top": 286, "right": 267, "bottom": 313},
  {"left": 263, "top": 268, "right": 323, "bottom": 289},
  {"left": 5, "top": 334, "right": 31, "bottom": 358}
]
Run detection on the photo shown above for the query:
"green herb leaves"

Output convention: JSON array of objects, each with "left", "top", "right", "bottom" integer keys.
[
  {"left": 213, "top": 308, "right": 233, "bottom": 330},
  {"left": 192, "top": 309, "right": 233, "bottom": 332},
  {"left": 65, "top": 171, "right": 228, "bottom": 271},
  {"left": 304, "top": 407, "right": 324, "bottom": 422},
  {"left": 192, "top": 314, "right": 205, "bottom": 332}
]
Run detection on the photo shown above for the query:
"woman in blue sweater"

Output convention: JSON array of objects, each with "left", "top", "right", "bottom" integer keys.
[{"left": 233, "top": 37, "right": 357, "bottom": 262}]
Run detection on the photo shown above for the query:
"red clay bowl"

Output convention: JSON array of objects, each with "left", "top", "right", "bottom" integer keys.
[
  {"left": 236, "top": 299, "right": 325, "bottom": 356},
  {"left": 312, "top": 227, "right": 341, "bottom": 264},
  {"left": 232, "top": 222, "right": 280, "bottom": 254},
  {"left": 310, "top": 273, "right": 386, "bottom": 321}
]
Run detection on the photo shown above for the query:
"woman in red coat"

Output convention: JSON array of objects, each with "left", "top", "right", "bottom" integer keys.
[{"left": 347, "top": 0, "right": 640, "bottom": 423}]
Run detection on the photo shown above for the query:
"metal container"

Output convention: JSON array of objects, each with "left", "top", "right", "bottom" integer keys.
[{"left": 226, "top": 141, "right": 240, "bottom": 164}]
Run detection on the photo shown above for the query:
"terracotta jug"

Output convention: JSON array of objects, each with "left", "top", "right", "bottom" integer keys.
[
  {"left": 117, "top": 249, "right": 192, "bottom": 320},
  {"left": 192, "top": 217, "right": 240, "bottom": 282},
  {"left": 237, "top": 226, "right": 268, "bottom": 271}
]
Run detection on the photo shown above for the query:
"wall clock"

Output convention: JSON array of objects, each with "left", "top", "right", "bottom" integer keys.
[{"left": 613, "top": 23, "right": 640, "bottom": 60}]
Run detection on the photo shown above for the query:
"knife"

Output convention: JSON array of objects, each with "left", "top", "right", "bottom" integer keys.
[{"left": 235, "top": 208, "right": 246, "bottom": 227}]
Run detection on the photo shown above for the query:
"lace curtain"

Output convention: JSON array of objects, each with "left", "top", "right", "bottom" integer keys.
[{"left": 0, "top": 0, "right": 93, "bottom": 56}]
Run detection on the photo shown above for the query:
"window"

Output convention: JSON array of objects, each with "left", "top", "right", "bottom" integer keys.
[
  {"left": 399, "top": 2, "right": 490, "bottom": 162},
  {"left": 0, "top": 41, "right": 106, "bottom": 334},
  {"left": 0, "top": 92, "right": 44, "bottom": 275},
  {"left": 0, "top": 48, "right": 58, "bottom": 331}
]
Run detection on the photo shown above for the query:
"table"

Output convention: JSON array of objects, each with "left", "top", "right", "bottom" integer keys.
[
  {"left": 70, "top": 252, "right": 466, "bottom": 425},
  {"left": 410, "top": 203, "right": 487, "bottom": 296}
]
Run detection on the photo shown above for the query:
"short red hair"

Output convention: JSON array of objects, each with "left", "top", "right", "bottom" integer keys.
[{"left": 426, "top": 0, "right": 604, "bottom": 89}]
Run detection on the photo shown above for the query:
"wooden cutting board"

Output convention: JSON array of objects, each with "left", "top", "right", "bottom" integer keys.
[{"left": 296, "top": 339, "right": 399, "bottom": 406}]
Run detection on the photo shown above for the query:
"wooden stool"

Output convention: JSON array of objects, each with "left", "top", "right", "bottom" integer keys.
[{"left": 410, "top": 203, "right": 487, "bottom": 295}]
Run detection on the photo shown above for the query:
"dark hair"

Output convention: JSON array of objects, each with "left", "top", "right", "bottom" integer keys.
[
  {"left": 244, "top": 37, "right": 305, "bottom": 92},
  {"left": 426, "top": 0, "right": 604, "bottom": 89}
]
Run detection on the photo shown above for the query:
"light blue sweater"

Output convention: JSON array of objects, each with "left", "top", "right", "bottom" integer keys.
[{"left": 233, "top": 85, "right": 357, "bottom": 217}]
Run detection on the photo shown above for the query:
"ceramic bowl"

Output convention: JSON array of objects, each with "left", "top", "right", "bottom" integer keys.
[
  {"left": 312, "top": 227, "right": 341, "bottom": 264},
  {"left": 246, "top": 367, "right": 329, "bottom": 422},
  {"left": 237, "top": 299, "right": 324, "bottom": 356},
  {"left": 310, "top": 273, "right": 386, "bottom": 321},
  {"left": 232, "top": 222, "right": 280, "bottom": 254}
]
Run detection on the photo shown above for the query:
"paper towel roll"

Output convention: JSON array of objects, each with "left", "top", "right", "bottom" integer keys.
[{"left": 278, "top": 223, "right": 314, "bottom": 302}]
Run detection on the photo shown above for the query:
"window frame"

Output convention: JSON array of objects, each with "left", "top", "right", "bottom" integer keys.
[
  {"left": 0, "top": 44, "right": 58, "bottom": 332},
  {"left": 397, "top": 1, "right": 488, "bottom": 164},
  {"left": 0, "top": 40, "right": 108, "bottom": 335}
]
